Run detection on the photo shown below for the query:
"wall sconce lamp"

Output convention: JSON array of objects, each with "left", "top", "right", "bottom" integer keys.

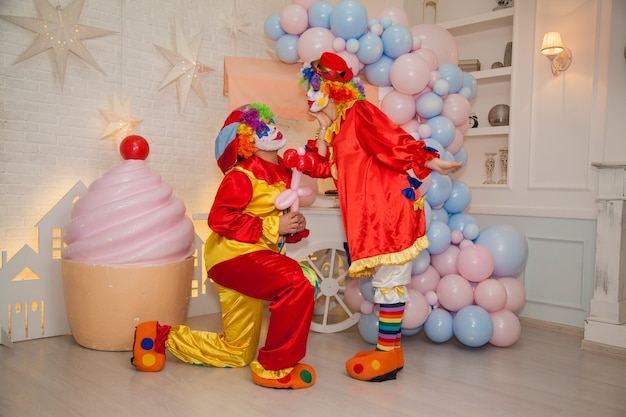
[{"left": 541, "top": 31, "right": 572, "bottom": 76}]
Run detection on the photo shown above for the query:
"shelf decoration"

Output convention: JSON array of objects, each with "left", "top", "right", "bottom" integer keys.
[
  {"left": 1, "top": 0, "right": 116, "bottom": 88},
  {"left": 98, "top": 94, "right": 142, "bottom": 145},
  {"left": 483, "top": 152, "right": 497, "bottom": 184},
  {"left": 498, "top": 147, "right": 508, "bottom": 184},
  {"left": 154, "top": 23, "right": 212, "bottom": 114}
]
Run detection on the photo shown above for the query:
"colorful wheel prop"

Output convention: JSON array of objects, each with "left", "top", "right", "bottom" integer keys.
[{"left": 295, "top": 241, "right": 361, "bottom": 333}]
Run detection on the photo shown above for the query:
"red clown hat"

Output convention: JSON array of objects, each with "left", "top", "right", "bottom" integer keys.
[{"left": 311, "top": 52, "right": 354, "bottom": 82}]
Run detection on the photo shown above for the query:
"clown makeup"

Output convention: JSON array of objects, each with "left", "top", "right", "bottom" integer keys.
[
  {"left": 307, "top": 87, "right": 330, "bottom": 113},
  {"left": 254, "top": 121, "right": 286, "bottom": 152}
]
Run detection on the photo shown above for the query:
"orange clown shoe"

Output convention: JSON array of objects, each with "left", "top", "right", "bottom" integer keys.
[
  {"left": 131, "top": 321, "right": 171, "bottom": 372},
  {"left": 352, "top": 347, "right": 404, "bottom": 372},
  {"left": 251, "top": 363, "right": 316, "bottom": 389},
  {"left": 346, "top": 349, "right": 399, "bottom": 382}
]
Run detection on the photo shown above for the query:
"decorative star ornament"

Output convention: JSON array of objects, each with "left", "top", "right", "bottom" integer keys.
[
  {"left": 1, "top": 0, "right": 117, "bottom": 87},
  {"left": 218, "top": 6, "right": 251, "bottom": 40},
  {"left": 98, "top": 94, "right": 142, "bottom": 144},
  {"left": 154, "top": 24, "right": 212, "bottom": 113}
]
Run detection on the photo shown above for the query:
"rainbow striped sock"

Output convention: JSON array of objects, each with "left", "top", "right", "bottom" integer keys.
[{"left": 376, "top": 302, "right": 405, "bottom": 351}]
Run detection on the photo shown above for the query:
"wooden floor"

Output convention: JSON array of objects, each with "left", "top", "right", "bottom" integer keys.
[{"left": 1, "top": 314, "right": 625, "bottom": 417}]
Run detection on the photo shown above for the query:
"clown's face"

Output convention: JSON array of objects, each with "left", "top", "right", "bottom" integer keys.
[
  {"left": 254, "top": 121, "right": 286, "bottom": 152},
  {"left": 307, "top": 87, "right": 330, "bottom": 113}
]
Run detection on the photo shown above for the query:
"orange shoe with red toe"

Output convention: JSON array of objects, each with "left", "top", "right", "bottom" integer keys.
[
  {"left": 346, "top": 349, "right": 398, "bottom": 382},
  {"left": 251, "top": 363, "right": 316, "bottom": 389}
]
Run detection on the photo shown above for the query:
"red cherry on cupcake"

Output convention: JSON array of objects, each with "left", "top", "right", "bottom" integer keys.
[{"left": 120, "top": 135, "right": 149, "bottom": 160}]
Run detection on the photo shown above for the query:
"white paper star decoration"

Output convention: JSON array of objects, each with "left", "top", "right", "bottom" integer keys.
[
  {"left": 98, "top": 94, "right": 142, "bottom": 144},
  {"left": 154, "top": 24, "right": 212, "bottom": 113},
  {"left": 218, "top": 7, "right": 251, "bottom": 40},
  {"left": 1, "top": 0, "right": 117, "bottom": 87}
]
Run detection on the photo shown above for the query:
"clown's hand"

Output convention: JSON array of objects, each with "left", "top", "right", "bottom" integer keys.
[{"left": 425, "top": 158, "right": 463, "bottom": 176}]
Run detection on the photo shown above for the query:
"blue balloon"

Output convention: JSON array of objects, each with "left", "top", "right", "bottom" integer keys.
[
  {"left": 443, "top": 180, "right": 472, "bottom": 214},
  {"left": 438, "top": 63, "right": 464, "bottom": 93},
  {"left": 411, "top": 249, "right": 431, "bottom": 275},
  {"left": 424, "top": 199, "right": 432, "bottom": 229},
  {"left": 431, "top": 207, "right": 449, "bottom": 224},
  {"left": 364, "top": 55, "right": 393, "bottom": 86},
  {"left": 423, "top": 138, "right": 444, "bottom": 155},
  {"left": 426, "top": 116, "right": 456, "bottom": 148},
  {"left": 275, "top": 34, "right": 300, "bottom": 64},
  {"left": 461, "top": 71, "right": 478, "bottom": 100},
  {"left": 453, "top": 305, "right": 493, "bottom": 347},
  {"left": 357, "top": 312, "right": 379, "bottom": 344},
  {"left": 425, "top": 220, "right": 451, "bottom": 255},
  {"left": 416, "top": 92, "right": 443, "bottom": 119},
  {"left": 462, "top": 223, "right": 480, "bottom": 240},
  {"left": 447, "top": 212, "right": 478, "bottom": 233},
  {"left": 358, "top": 276, "right": 375, "bottom": 303},
  {"left": 264, "top": 13, "right": 286, "bottom": 41},
  {"left": 424, "top": 308, "right": 454, "bottom": 343},
  {"left": 356, "top": 32, "right": 383, "bottom": 64},
  {"left": 453, "top": 146, "right": 467, "bottom": 166},
  {"left": 425, "top": 172, "right": 452, "bottom": 207},
  {"left": 475, "top": 224, "right": 529, "bottom": 277},
  {"left": 308, "top": 1, "right": 333, "bottom": 29},
  {"left": 330, "top": 0, "right": 368, "bottom": 40},
  {"left": 401, "top": 324, "right": 423, "bottom": 337},
  {"left": 433, "top": 79, "right": 450, "bottom": 96},
  {"left": 381, "top": 24, "right": 412, "bottom": 59}
]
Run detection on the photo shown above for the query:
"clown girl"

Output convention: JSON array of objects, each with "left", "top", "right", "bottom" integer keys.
[
  {"left": 300, "top": 52, "right": 462, "bottom": 382},
  {"left": 131, "top": 103, "right": 318, "bottom": 390}
]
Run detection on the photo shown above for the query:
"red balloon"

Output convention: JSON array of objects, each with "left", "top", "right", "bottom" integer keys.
[
  {"left": 120, "top": 135, "right": 149, "bottom": 160},
  {"left": 282, "top": 148, "right": 299, "bottom": 168}
]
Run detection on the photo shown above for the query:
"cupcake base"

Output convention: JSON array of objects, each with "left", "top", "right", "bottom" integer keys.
[{"left": 62, "top": 258, "right": 194, "bottom": 351}]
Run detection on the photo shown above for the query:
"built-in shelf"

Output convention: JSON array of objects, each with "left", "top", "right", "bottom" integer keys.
[
  {"left": 464, "top": 126, "right": 510, "bottom": 137},
  {"left": 439, "top": 7, "right": 514, "bottom": 36},
  {"left": 470, "top": 66, "right": 511, "bottom": 81}
]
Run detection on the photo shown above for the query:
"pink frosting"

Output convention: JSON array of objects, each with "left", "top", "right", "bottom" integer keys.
[{"left": 62, "top": 160, "right": 195, "bottom": 265}]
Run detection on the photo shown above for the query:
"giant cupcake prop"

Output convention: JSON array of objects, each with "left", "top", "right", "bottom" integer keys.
[{"left": 62, "top": 135, "right": 195, "bottom": 351}]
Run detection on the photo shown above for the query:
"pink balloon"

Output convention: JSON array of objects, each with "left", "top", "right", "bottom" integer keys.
[
  {"left": 428, "top": 70, "right": 442, "bottom": 89},
  {"left": 436, "top": 273, "right": 474, "bottom": 312},
  {"left": 390, "top": 53, "right": 430, "bottom": 95},
  {"left": 459, "top": 239, "right": 473, "bottom": 249},
  {"left": 457, "top": 243, "right": 495, "bottom": 283},
  {"left": 401, "top": 118, "right": 420, "bottom": 134},
  {"left": 344, "top": 279, "right": 365, "bottom": 311},
  {"left": 424, "top": 290, "right": 438, "bottom": 305},
  {"left": 413, "top": 48, "right": 439, "bottom": 71},
  {"left": 410, "top": 24, "right": 459, "bottom": 66},
  {"left": 474, "top": 279, "right": 508, "bottom": 312},
  {"left": 417, "top": 123, "right": 431, "bottom": 139},
  {"left": 445, "top": 129, "right": 464, "bottom": 154},
  {"left": 299, "top": 174, "right": 319, "bottom": 207},
  {"left": 280, "top": 4, "right": 309, "bottom": 35},
  {"left": 381, "top": 89, "right": 417, "bottom": 125},
  {"left": 297, "top": 27, "right": 335, "bottom": 62},
  {"left": 410, "top": 265, "right": 440, "bottom": 294},
  {"left": 403, "top": 289, "right": 431, "bottom": 329},
  {"left": 489, "top": 309, "right": 522, "bottom": 347},
  {"left": 293, "top": 0, "right": 319, "bottom": 11},
  {"left": 497, "top": 277, "right": 526, "bottom": 312},
  {"left": 441, "top": 94, "right": 471, "bottom": 127},
  {"left": 450, "top": 230, "right": 464, "bottom": 244},
  {"left": 430, "top": 244, "right": 460, "bottom": 277},
  {"left": 377, "top": 7, "right": 409, "bottom": 27},
  {"left": 360, "top": 300, "right": 375, "bottom": 315}
]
